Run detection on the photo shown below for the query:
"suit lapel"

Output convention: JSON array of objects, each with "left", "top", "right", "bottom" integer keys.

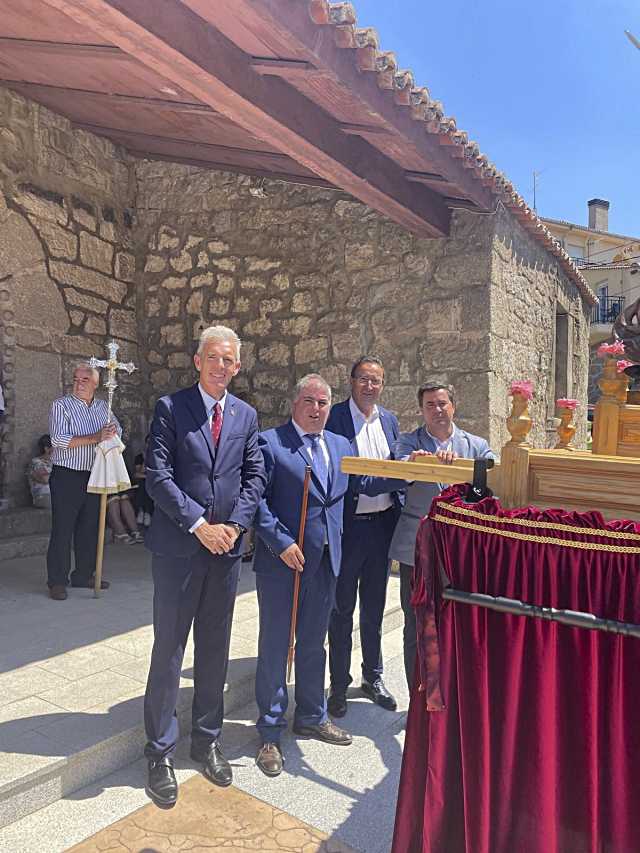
[
  {"left": 214, "top": 393, "right": 236, "bottom": 469},
  {"left": 379, "top": 407, "right": 397, "bottom": 448},
  {"left": 185, "top": 384, "right": 216, "bottom": 462},
  {"left": 325, "top": 432, "right": 340, "bottom": 499}
]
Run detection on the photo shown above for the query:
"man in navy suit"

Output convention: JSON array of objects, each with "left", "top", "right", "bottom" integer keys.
[
  {"left": 326, "top": 356, "right": 404, "bottom": 718},
  {"left": 143, "top": 325, "right": 266, "bottom": 806},
  {"left": 252, "top": 373, "right": 375, "bottom": 777}
]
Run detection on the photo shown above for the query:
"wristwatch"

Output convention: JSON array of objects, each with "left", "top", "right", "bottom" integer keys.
[{"left": 229, "top": 523, "right": 246, "bottom": 536}]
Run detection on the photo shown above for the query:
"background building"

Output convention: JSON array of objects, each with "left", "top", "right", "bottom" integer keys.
[{"left": 543, "top": 200, "right": 640, "bottom": 400}]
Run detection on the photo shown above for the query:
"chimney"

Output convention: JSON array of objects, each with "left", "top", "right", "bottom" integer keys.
[{"left": 588, "top": 198, "right": 609, "bottom": 232}]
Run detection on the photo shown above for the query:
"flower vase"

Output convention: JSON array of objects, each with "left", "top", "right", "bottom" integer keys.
[
  {"left": 506, "top": 393, "right": 532, "bottom": 445},
  {"left": 555, "top": 408, "right": 576, "bottom": 450},
  {"left": 598, "top": 358, "right": 629, "bottom": 403}
]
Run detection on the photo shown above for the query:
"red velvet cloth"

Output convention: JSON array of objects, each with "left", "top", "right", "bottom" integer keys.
[{"left": 393, "top": 486, "right": 640, "bottom": 853}]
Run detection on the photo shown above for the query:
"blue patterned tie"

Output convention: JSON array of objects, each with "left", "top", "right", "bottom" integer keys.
[{"left": 305, "top": 433, "right": 329, "bottom": 491}]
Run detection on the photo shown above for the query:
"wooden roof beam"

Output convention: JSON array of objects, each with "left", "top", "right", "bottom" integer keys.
[
  {"left": 183, "top": 0, "right": 496, "bottom": 212},
  {"left": 0, "top": 35, "right": 125, "bottom": 58},
  {"left": 2, "top": 80, "right": 216, "bottom": 113},
  {"left": 73, "top": 122, "right": 294, "bottom": 165},
  {"left": 40, "top": 0, "right": 450, "bottom": 238}
]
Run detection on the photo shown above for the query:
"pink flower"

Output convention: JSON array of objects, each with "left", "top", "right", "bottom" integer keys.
[
  {"left": 597, "top": 341, "right": 625, "bottom": 357},
  {"left": 556, "top": 398, "right": 579, "bottom": 411},
  {"left": 616, "top": 360, "right": 634, "bottom": 373},
  {"left": 510, "top": 380, "right": 534, "bottom": 400}
]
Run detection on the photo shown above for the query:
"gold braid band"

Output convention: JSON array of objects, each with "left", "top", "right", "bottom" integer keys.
[
  {"left": 435, "top": 500, "right": 640, "bottom": 541},
  {"left": 432, "top": 513, "right": 640, "bottom": 554}
]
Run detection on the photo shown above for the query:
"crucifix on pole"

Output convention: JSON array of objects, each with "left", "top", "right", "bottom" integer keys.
[{"left": 87, "top": 341, "right": 137, "bottom": 598}]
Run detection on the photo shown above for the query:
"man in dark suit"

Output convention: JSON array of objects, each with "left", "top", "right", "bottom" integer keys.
[
  {"left": 326, "top": 357, "right": 404, "bottom": 718},
  {"left": 143, "top": 325, "right": 266, "bottom": 806},
  {"left": 252, "top": 373, "right": 384, "bottom": 778}
]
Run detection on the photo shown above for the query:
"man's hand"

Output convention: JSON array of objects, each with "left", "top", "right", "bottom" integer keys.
[
  {"left": 409, "top": 449, "right": 433, "bottom": 462},
  {"left": 280, "top": 543, "right": 305, "bottom": 573},
  {"left": 434, "top": 448, "right": 458, "bottom": 465},
  {"left": 97, "top": 423, "right": 118, "bottom": 443},
  {"left": 194, "top": 522, "right": 236, "bottom": 555}
]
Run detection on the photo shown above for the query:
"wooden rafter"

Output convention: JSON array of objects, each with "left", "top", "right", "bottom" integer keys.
[
  {"left": 184, "top": 0, "right": 496, "bottom": 211},
  {"left": 39, "top": 0, "right": 451, "bottom": 238}
]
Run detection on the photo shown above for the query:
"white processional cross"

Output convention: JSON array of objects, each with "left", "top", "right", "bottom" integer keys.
[{"left": 89, "top": 341, "right": 137, "bottom": 420}]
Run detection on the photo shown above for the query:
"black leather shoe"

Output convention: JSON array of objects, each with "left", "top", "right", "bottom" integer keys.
[
  {"left": 191, "top": 740, "right": 232, "bottom": 787},
  {"left": 256, "top": 742, "right": 283, "bottom": 777},
  {"left": 146, "top": 756, "right": 177, "bottom": 806},
  {"left": 361, "top": 678, "right": 397, "bottom": 711},
  {"left": 327, "top": 688, "right": 348, "bottom": 718},
  {"left": 293, "top": 719, "right": 352, "bottom": 745}
]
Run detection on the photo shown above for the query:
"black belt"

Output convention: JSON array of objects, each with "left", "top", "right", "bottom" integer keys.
[{"left": 353, "top": 506, "right": 394, "bottom": 522}]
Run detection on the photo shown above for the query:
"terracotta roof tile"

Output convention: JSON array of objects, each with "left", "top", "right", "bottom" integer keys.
[{"left": 303, "top": 0, "right": 596, "bottom": 305}]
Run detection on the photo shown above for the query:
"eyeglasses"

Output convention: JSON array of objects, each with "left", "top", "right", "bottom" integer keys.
[{"left": 354, "top": 377, "right": 383, "bottom": 387}]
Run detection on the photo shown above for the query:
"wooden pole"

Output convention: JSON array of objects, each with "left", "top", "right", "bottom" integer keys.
[
  {"left": 287, "top": 466, "right": 312, "bottom": 682},
  {"left": 94, "top": 493, "right": 108, "bottom": 598}
]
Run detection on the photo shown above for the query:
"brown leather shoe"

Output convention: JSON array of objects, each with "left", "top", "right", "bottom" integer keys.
[
  {"left": 256, "top": 743, "right": 283, "bottom": 777},
  {"left": 49, "top": 585, "right": 67, "bottom": 601},
  {"left": 293, "top": 719, "right": 352, "bottom": 746}
]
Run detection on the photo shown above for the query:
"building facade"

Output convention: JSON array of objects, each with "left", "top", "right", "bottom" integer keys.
[{"left": 543, "top": 200, "right": 640, "bottom": 400}]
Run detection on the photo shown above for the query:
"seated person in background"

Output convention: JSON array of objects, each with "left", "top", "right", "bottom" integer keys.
[
  {"left": 108, "top": 492, "right": 143, "bottom": 544},
  {"left": 134, "top": 436, "right": 154, "bottom": 527},
  {"left": 28, "top": 434, "right": 53, "bottom": 509}
]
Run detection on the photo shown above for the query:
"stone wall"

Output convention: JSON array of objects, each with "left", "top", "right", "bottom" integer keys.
[
  {"left": 134, "top": 163, "right": 496, "bottom": 434},
  {"left": 0, "top": 86, "right": 143, "bottom": 506},
  {"left": 135, "top": 163, "right": 590, "bottom": 452},
  {"left": 490, "top": 208, "right": 590, "bottom": 449}
]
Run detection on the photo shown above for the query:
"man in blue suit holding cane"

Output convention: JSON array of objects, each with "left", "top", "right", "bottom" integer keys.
[{"left": 252, "top": 373, "right": 393, "bottom": 777}]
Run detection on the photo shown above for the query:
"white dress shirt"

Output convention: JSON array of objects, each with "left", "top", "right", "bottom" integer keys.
[
  {"left": 190, "top": 385, "right": 227, "bottom": 533},
  {"left": 291, "top": 418, "right": 330, "bottom": 472},
  {"left": 349, "top": 397, "right": 393, "bottom": 514},
  {"left": 424, "top": 424, "right": 457, "bottom": 453}
]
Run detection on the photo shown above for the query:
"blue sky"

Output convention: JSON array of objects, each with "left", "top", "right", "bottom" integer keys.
[{"left": 353, "top": 0, "right": 639, "bottom": 236}]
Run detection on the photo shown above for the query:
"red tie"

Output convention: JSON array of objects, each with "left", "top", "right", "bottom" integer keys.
[{"left": 211, "top": 402, "right": 222, "bottom": 447}]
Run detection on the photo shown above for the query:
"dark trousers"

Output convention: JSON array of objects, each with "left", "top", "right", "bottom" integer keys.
[
  {"left": 255, "top": 552, "right": 337, "bottom": 745},
  {"left": 328, "top": 507, "right": 397, "bottom": 688},
  {"left": 399, "top": 562, "right": 417, "bottom": 691},
  {"left": 143, "top": 549, "right": 241, "bottom": 760},
  {"left": 46, "top": 465, "right": 100, "bottom": 588},
  {"left": 134, "top": 480, "right": 154, "bottom": 515}
]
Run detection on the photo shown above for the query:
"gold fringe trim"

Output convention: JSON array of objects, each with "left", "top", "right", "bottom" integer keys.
[
  {"left": 436, "top": 500, "right": 640, "bottom": 541},
  {"left": 432, "top": 513, "right": 640, "bottom": 554}
]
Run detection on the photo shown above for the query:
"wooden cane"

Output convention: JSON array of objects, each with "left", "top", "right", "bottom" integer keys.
[
  {"left": 94, "top": 493, "right": 108, "bottom": 598},
  {"left": 287, "top": 466, "right": 312, "bottom": 682}
]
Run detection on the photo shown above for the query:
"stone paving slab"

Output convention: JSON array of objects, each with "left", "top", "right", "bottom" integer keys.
[
  {"left": 0, "top": 634, "right": 407, "bottom": 853},
  {"left": 0, "top": 541, "right": 402, "bottom": 831},
  {"left": 67, "top": 774, "right": 356, "bottom": 853}
]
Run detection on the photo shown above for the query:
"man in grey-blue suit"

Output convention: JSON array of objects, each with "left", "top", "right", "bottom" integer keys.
[
  {"left": 389, "top": 382, "right": 494, "bottom": 690},
  {"left": 143, "top": 325, "right": 266, "bottom": 807},
  {"left": 252, "top": 373, "right": 385, "bottom": 778}
]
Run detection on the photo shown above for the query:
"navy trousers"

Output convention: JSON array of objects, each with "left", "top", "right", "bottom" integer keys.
[
  {"left": 255, "top": 551, "right": 337, "bottom": 745},
  {"left": 328, "top": 506, "right": 397, "bottom": 688},
  {"left": 144, "top": 549, "right": 241, "bottom": 759}
]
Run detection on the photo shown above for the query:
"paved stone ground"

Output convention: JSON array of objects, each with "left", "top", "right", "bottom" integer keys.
[
  {"left": 68, "top": 775, "right": 356, "bottom": 853},
  {"left": 0, "top": 541, "right": 407, "bottom": 851}
]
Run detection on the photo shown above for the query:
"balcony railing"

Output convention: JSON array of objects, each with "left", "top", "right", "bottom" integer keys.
[{"left": 591, "top": 295, "right": 625, "bottom": 325}]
